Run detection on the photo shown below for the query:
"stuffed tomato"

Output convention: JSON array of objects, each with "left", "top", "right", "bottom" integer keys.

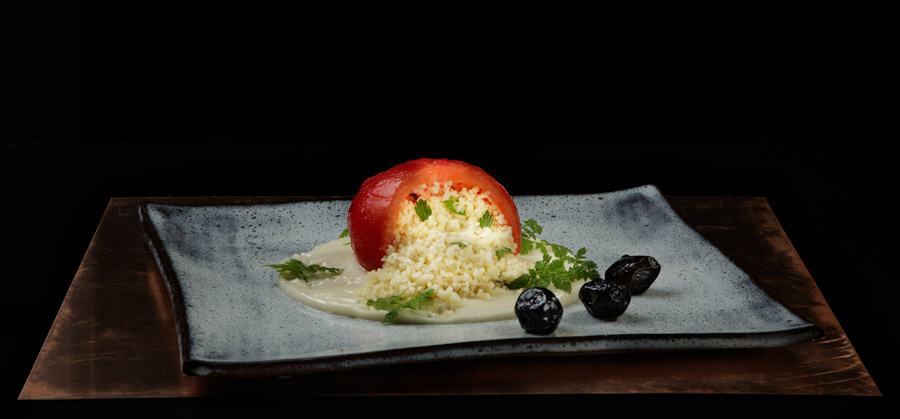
[{"left": 347, "top": 158, "right": 529, "bottom": 315}]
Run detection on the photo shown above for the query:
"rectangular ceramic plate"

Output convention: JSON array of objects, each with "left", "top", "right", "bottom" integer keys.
[{"left": 138, "top": 185, "right": 821, "bottom": 377}]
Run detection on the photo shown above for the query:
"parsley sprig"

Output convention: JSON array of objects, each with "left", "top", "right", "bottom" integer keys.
[
  {"left": 506, "top": 219, "right": 600, "bottom": 293},
  {"left": 266, "top": 259, "right": 343, "bottom": 282},
  {"left": 415, "top": 199, "right": 432, "bottom": 221},
  {"left": 443, "top": 197, "right": 466, "bottom": 215},
  {"left": 478, "top": 210, "right": 493, "bottom": 227},
  {"left": 367, "top": 289, "right": 437, "bottom": 323},
  {"left": 495, "top": 247, "right": 514, "bottom": 259}
]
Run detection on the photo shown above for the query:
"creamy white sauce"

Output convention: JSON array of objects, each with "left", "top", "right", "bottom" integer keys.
[{"left": 277, "top": 239, "right": 585, "bottom": 324}]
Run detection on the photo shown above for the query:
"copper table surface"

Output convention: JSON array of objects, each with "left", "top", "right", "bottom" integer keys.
[{"left": 18, "top": 195, "right": 881, "bottom": 400}]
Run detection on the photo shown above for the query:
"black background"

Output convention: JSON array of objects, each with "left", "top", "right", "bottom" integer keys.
[{"left": 6, "top": 2, "right": 896, "bottom": 418}]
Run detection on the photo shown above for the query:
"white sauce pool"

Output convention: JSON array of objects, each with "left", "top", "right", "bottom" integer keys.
[{"left": 277, "top": 239, "right": 585, "bottom": 324}]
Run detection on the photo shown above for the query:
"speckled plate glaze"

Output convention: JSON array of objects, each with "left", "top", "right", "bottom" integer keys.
[{"left": 138, "top": 185, "right": 821, "bottom": 377}]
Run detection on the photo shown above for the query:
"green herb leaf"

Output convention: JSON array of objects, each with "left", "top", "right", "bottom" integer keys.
[
  {"left": 478, "top": 210, "right": 493, "bottom": 228},
  {"left": 415, "top": 199, "right": 432, "bottom": 221},
  {"left": 495, "top": 247, "right": 514, "bottom": 259},
  {"left": 450, "top": 241, "right": 468, "bottom": 248},
  {"left": 507, "top": 272, "right": 534, "bottom": 290},
  {"left": 443, "top": 196, "right": 466, "bottom": 215},
  {"left": 505, "top": 219, "right": 600, "bottom": 293},
  {"left": 266, "top": 259, "right": 343, "bottom": 282},
  {"left": 367, "top": 289, "right": 437, "bottom": 323},
  {"left": 522, "top": 219, "right": 543, "bottom": 238},
  {"left": 519, "top": 237, "right": 534, "bottom": 255},
  {"left": 339, "top": 228, "right": 349, "bottom": 238}
]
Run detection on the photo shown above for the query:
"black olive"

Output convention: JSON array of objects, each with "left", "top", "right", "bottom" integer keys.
[
  {"left": 514, "top": 287, "right": 563, "bottom": 335},
  {"left": 579, "top": 279, "right": 631, "bottom": 319},
  {"left": 604, "top": 255, "right": 661, "bottom": 295}
]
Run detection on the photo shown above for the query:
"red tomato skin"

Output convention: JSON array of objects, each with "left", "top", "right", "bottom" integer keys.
[{"left": 347, "top": 158, "right": 521, "bottom": 271}]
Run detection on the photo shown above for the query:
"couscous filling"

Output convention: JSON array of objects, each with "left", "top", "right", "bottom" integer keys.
[{"left": 358, "top": 180, "right": 532, "bottom": 315}]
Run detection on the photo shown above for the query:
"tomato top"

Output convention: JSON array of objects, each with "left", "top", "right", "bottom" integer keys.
[{"left": 347, "top": 158, "right": 522, "bottom": 271}]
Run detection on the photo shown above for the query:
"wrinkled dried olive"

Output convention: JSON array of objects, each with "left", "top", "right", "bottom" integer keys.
[
  {"left": 514, "top": 287, "right": 563, "bottom": 335},
  {"left": 579, "top": 279, "right": 631, "bottom": 319},
  {"left": 605, "top": 255, "right": 661, "bottom": 295}
]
